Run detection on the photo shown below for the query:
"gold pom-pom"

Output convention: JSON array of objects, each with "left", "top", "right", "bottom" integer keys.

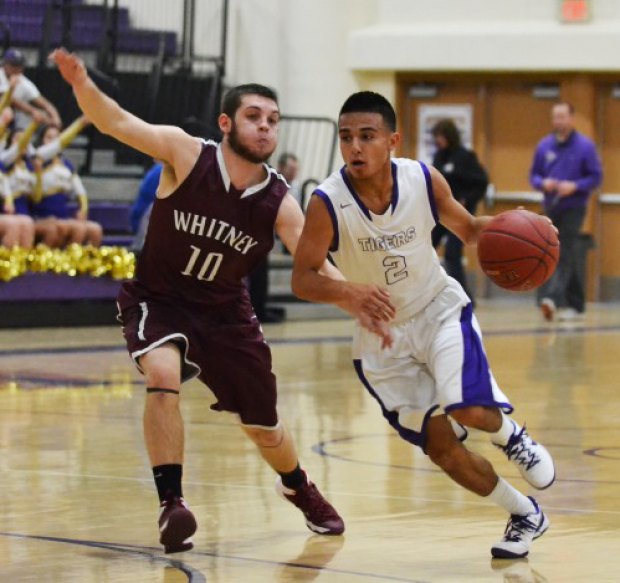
[{"left": 0, "top": 244, "right": 135, "bottom": 282}]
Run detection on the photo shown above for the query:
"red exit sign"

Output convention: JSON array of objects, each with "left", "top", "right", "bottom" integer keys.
[{"left": 560, "top": 0, "right": 590, "bottom": 22}]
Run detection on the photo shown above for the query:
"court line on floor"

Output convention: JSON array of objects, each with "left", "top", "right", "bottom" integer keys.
[
  {"left": 6, "top": 467, "right": 620, "bottom": 516},
  {"left": 0, "top": 532, "right": 205, "bottom": 582},
  {"left": 1, "top": 322, "right": 620, "bottom": 358},
  {"left": 311, "top": 435, "right": 620, "bottom": 491},
  {"left": 0, "top": 531, "right": 427, "bottom": 583}
]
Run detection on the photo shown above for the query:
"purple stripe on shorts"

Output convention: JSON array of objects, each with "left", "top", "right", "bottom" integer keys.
[{"left": 445, "top": 304, "right": 513, "bottom": 414}]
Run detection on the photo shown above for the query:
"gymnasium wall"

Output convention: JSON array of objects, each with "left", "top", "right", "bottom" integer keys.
[{"left": 86, "top": 0, "right": 620, "bottom": 300}]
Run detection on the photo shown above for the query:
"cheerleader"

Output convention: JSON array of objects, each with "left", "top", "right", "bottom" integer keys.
[
  {"left": 0, "top": 160, "right": 34, "bottom": 248},
  {"left": 33, "top": 118, "right": 102, "bottom": 247},
  {"left": 1, "top": 121, "right": 56, "bottom": 246}
]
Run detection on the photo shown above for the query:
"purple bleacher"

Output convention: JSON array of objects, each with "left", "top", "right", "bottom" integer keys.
[
  {"left": 102, "top": 235, "right": 135, "bottom": 247},
  {"left": 1, "top": 0, "right": 172, "bottom": 55},
  {"left": 88, "top": 202, "right": 132, "bottom": 234},
  {"left": 116, "top": 30, "right": 177, "bottom": 57},
  {"left": 0, "top": 202, "right": 134, "bottom": 304},
  {"left": 0, "top": 272, "right": 122, "bottom": 302}
]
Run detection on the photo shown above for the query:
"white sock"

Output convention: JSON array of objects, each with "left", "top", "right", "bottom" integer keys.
[
  {"left": 490, "top": 413, "right": 520, "bottom": 446},
  {"left": 488, "top": 477, "right": 536, "bottom": 516}
]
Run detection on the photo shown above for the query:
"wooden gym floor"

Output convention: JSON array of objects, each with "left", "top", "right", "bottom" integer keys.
[{"left": 0, "top": 301, "right": 619, "bottom": 582}]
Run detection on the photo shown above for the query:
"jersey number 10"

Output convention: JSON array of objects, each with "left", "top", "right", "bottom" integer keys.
[{"left": 181, "top": 245, "right": 224, "bottom": 282}]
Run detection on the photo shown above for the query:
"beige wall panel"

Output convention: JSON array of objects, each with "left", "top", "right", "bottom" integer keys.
[
  {"left": 486, "top": 83, "right": 555, "bottom": 192},
  {"left": 600, "top": 205, "right": 620, "bottom": 276},
  {"left": 597, "top": 83, "right": 620, "bottom": 193}
]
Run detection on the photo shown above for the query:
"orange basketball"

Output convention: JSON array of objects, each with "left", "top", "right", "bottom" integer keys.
[{"left": 477, "top": 209, "right": 559, "bottom": 291}]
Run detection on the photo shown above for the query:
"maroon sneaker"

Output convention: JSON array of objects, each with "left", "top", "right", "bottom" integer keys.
[
  {"left": 158, "top": 497, "right": 197, "bottom": 553},
  {"left": 276, "top": 473, "right": 345, "bottom": 535}
]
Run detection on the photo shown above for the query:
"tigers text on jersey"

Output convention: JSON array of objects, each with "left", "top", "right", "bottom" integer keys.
[
  {"left": 315, "top": 159, "right": 450, "bottom": 323},
  {"left": 119, "top": 140, "right": 289, "bottom": 309}
]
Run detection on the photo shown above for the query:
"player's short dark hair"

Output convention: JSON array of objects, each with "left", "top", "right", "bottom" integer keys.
[
  {"left": 221, "top": 83, "right": 279, "bottom": 118},
  {"left": 431, "top": 118, "right": 462, "bottom": 149},
  {"left": 339, "top": 91, "right": 397, "bottom": 131}
]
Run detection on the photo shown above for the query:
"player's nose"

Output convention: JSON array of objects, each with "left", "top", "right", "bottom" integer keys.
[{"left": 350, "top": 137, "right": 362, "bottom": 152}]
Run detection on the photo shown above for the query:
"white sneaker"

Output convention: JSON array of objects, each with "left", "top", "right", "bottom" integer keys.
[
  {"left": 557, "top": 308, "right": 583, "bottom": 322},
  {"left": 539, "top": 298, "right": 556, "bottom": 322},
  {"left": 495, "top": 425, "right": 555, "bottom": 489},
  {"left": 491, "top": 497, "right": 549, "bottom": 559}
]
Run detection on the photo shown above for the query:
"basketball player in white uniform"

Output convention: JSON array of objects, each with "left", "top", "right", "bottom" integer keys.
[{"left": 292, "top": 91, "right": 556, "bottom": 559}]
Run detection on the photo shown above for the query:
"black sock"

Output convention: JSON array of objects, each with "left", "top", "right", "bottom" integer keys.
[
  {"left": 279, "top": 463, "right": 305, "bottom": 490},
  {"left": 153, "top": 464, "right": 183, "bottom": 501}
]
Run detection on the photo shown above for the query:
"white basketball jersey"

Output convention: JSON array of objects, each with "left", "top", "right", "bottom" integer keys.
[{"left": 315, "top": 158, "right": 450, "bottom": 323}]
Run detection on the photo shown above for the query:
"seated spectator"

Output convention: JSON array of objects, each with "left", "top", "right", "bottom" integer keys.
[
  {"left": 0, "top": 161, "right": 35, "bottom": 248},
  {"left": 33, "top": 123, "right": 102, "bottom": 247},
  {"left": 2, "top": 121, "right": 59, "bottom": 246},
  {"left": 277, "top": 152, "right": 301, "bottom": 204},
  {"left": 0, "top": 49, "right": 62, "bottom": 130}
]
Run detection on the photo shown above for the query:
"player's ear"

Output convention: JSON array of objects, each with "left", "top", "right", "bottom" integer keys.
[
  {"left": 218, "top": 113, "right": 231, "bottom": 134},
  {"left": 389, "top": 131, "right": 401, "bottom": 152}
]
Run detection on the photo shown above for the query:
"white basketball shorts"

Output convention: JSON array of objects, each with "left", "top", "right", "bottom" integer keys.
[{"left": 352, "top": 279, "right": 513, "bottom": 451}]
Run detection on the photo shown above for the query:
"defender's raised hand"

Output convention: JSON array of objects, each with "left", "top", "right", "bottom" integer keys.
[{"left": 49, "top": 48, "right": 88, "bottom": 87}]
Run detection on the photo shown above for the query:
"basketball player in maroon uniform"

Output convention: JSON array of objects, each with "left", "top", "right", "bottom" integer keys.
[{"left": 50, "top": 48, "right": 394, "bottom": 554}]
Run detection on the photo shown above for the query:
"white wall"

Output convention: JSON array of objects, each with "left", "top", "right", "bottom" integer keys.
[
  {"left": 93, "top": 1, "right": 620, "bottom": 113},
  {"left": 349, "top": 0, "right": 620, "bottom": 71},
  {"left": 100, "top": 0, "right": 377, "bottom": 117},
  {"left": 225, "top": 0, "right": 376, "bottom": 117}
]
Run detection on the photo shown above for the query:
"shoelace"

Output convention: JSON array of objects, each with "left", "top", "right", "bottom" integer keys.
[
  {"left": 500, "top": 427, "right": 541, "bottom": 470},
  {"left": 504, "top": 513, "right": 539, "bottom": 542},
  {"left": 294, "top": 483, "right": 339, "bottom": 521}
]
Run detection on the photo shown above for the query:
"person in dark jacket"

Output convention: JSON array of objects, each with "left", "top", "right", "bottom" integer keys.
[{"left": 431, "top": 119, "right": 488, "bottom": 305}]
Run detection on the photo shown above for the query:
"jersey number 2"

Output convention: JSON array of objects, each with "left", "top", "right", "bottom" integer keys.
[
  {"left": 383, "top": 255, "right": 408, "bottom": 285},
  {"left": 181, "top": 245, "right": 223, "bottom": 281}
]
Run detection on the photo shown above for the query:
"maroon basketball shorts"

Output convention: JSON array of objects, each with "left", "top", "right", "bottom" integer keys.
[{"left": 119, "top": 300, "right": 279, "bottom": 428}]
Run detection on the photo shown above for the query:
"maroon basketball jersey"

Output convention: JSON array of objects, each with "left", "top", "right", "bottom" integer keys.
[{"left": 119, "top": 140, "right": 288, "bottom": 309}]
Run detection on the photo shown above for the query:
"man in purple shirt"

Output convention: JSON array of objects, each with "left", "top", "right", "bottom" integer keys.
[{"left": 529, "top": 102, "right": 602, "bottom": 321}]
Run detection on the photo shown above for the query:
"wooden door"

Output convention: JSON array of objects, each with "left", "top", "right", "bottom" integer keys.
[
  {"left": 597, "top": 82, "right": 620, "bottom": 193},
  {"left": 485, "top": 81, "right": 555, "bottom": 193}
]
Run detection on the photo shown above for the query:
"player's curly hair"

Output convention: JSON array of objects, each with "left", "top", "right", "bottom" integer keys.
[
  {"left": 339, "top": 91, "right": 397, "bottom": 131},
  {"left": 221, "top": 83, "right": 279, "bottom": 118}
]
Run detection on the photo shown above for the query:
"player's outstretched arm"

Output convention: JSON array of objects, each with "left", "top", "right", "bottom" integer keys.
[
  {"left": 290, "top": 194, "right": 395, "bottom": 323},
  {"left": 49, "top": 48, "right": 200, "bottom": 178}
]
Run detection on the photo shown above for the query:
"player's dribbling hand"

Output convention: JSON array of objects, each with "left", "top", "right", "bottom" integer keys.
[
  {"left": 516, "top": 205, "right": 559, "bottom": 236},
  {"left": 49, "top": 48, "right": 88, "bottom": 87}
]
